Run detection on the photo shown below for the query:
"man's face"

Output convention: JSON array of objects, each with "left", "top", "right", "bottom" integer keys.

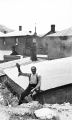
[{"left": 31, "top": 69, "right": 36, "bottom": 74}]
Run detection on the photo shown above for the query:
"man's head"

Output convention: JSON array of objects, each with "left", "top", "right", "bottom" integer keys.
[{"left": 31, "top": 66, "right": 36, "bottom": 74}]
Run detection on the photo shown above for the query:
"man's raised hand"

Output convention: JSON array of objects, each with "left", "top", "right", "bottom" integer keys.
[
  {"left": 16, "top": 63, "right": 20, "bottom": 69},
  {"left": 16, "top": 63, "right": 22, "bottom": 76}
]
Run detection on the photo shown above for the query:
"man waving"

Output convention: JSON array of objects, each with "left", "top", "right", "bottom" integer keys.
[{"left": 16, "top": 63, "right": 41, "bottom": 104}]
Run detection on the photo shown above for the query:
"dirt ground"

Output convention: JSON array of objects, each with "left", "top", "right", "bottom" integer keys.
[
  {"left": 1, "top": 77, "right": 72, "bottom": 120},
  {"left": 0, "top": 79, "right": 43, "bottom": 120}
]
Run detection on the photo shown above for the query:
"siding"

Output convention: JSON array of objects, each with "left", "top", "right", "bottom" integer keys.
[
  {"left": 0, "top": 38, "right": 4, "bottom": 50},
  {"left": 43, "top": 35, "right": 72, "bottom": 60},
  {"left": 17, "top": 36, "right": 33, "bottom": 56},
  {"left": 36, "top": 37, "right": 48, "bottom": 54},
  {"left": 4, "top": 37, "right": 16, "bottom": 50},
  {"left": 17, "top": 37, "right": 26, "bottom": 55}
]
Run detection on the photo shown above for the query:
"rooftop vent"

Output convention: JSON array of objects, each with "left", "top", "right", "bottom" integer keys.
[
  {"left": 51, "top": 24, "right": 55, "bottom": 33},
  {"left": 19, "top": 26, "right": 22, "bottom": 31}
]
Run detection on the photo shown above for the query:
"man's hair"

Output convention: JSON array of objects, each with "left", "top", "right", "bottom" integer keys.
[{"left": 31, "top": 66, "right": 36, "bottom": 71}]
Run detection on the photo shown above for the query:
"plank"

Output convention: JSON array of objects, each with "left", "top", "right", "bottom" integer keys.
[
  {"left": 0, "top": 57, "right": 31, "bottom": 76},
  {"left": 3, "top": 56, "right": 72, "bottom": 91},
  {"left": 19, "top": 56, "right": 72, "bottom": 90},
  {"left": 4, "top": 67, "right": 29, "bottom": 90}
]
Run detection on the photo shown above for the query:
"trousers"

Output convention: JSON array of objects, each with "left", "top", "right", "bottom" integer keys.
[{"left": 19, "top": 84, "right": 36, "bottom": 104}]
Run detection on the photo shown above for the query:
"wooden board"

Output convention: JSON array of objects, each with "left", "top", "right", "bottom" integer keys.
[
  {"left": 0, "top": 57, "right": 31, "bottom": 76},
  {"left": 3, "top": 56, "right": 72, "bottom": 91},
  {"left": 20, "top": 56, "right": 72, "bottom": 91},
  {"left": 4, "top": 67, "right": 29, "bottom": 90}
]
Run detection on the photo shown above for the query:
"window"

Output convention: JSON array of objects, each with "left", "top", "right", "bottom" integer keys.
[
  {"left": 16, "top": 38, "right": 18, "bottom": 45},
  {"left": 3, "top": 39, "right": 6, "bottom": 45},
  {"left": 59, "top": 36, "right": 68, "bottom": 40},
  {"left": 26, "top": 38, "right": 31, "bottom": 48}
]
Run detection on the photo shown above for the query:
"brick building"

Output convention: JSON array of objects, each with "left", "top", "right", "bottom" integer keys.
[
  {"left": 36, "top": 25, "right": 56, "bottom": 55},
  {"left": 44, "top": 27, "right": 72, "bottom": 59},
  {"left": 0, "top": 26, "right": 37, "bottom": 56}
]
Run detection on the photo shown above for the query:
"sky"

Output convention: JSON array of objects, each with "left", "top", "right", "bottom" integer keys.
[{"left": 0, "top": 0, "right": 72, "bottom": 34}]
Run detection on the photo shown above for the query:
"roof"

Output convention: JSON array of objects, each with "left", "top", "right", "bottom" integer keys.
[
  {"left": 2, "top": 30, "right": 33, "bottom": 37},
  {"left": 0, "top": 30, "right": 33, "bottom": 37},
  {"left": 38, "top": 33, "right": 47, "bottom": 37},
  {"left": 38, "top": 31, "right": 56, "bottom": 38},
  {"left": 0, "top": 24, "right": 14, "bottom": 33},
  {"left": 0, "top": 57, "right": 31, "bottom": 76},
  {"left": 0, "top": 32, "right": 4, "bottom": 35},
  {"left": 47, "top": 27, "right": 72, "bottom": 37},
  {"left": 1, "top": 56, "right": 72, "bottom": 90},
  {"left": 20, "top": 56, "right": 72, "bottom": 90}
]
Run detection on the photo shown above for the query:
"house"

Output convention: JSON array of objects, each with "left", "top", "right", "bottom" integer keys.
[
  {"left": 36, "top": 25, "right": 56, "bottom": 55},
  {"left": 0, "top": 25, "right": 14, "bottom": 50},
  {"left": 0, "top": 25, "right": 50, "bottom": 58},
  {"left": 42, "top": 27, "right": 72, "bottom": 60},
  {"left": 0, "top": 24, "right": 59, "bottom": 59},
  {"left": 0, "top": 26, "right": 36, "bottom": 56}
]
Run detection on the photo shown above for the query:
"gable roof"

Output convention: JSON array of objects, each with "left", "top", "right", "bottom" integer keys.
[
  {"left": 47, "top": 27, "right": 72, "bottom": 37},
  {"left": 0, "top": 25, "right": 14, "bottom": 33},
  {"left": 0, "top": 30, "right": 33, "bottom": 37},
  {"left": 0, "top": 32, "right": 4, "bottom": 35}
]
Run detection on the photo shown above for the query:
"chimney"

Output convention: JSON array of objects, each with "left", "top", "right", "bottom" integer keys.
[
  {"left": 29, "top": 31, "right": 32, "bottom": 33},
  {"left": 51, "top": 24, "right": 55, "bottom": 33},
  {"left": 19, "top": 26, "right": 22, "bottom": 31}
]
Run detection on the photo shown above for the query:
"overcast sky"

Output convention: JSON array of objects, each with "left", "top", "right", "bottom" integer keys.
[{"left": 0, "top": 0, "right": 72, "bottom": 34}]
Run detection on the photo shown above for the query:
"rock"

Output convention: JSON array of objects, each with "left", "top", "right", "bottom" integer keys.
[
  {"left": 0, "top": 92, "right": 6, "bottom": 105},
  {"left": 20, "top": 101, "right": 41, "bottom": 109},
  {"left": 10, "top": 95, "right": 19, "bottom": 107},
  {"left": 0, "top": 111, "right": 10, "bottom": 120},
  {"left": 34, "top": 108, "right": 57, "bottom": 119}
]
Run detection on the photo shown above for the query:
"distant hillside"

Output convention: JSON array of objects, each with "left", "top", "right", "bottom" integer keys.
[{"left": 0, "top": 25, "right": 14, "bottom": 33}]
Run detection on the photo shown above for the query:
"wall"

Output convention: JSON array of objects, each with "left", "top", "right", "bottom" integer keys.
[
  {"left": 17, "top": 36, "right": 33, "bottom": 56},
  {"left": 44, "top": 35, "right": 72, "bottom": 60},
  {"left": 17, "top": 35, "right": 47, "bottom": 56},
  {"left": 0, "top": 38, "right": 5, "bottom": 50},
  {"left": 36, "top": 36, "right": 48, "bottom": 55},
  {"left": 16, "top": 36, "right": 26, "bottom": 55},
  {"left": 0, "top": 35, "right": 49, "bottom": 56},
  {"left": 4, "top": 37, "right": 16, "bottom": 50},
  {"left": 46, "top": 36, "right": 65, "bottom": 59},
  {"left": 0, "top": 37, "right": 16, "bottom": 50},
  {"left": 0, "top": 35, "right": 33, "bottom": 56},
  {"left": 36, "top": 84, "right": 72, "bottom": 104}
]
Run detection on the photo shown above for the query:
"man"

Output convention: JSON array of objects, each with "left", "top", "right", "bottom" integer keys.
[
  {"left": 11, "top": 46, "right": 18, "bottom": 55},
  {"left": 16, "top": 63, "right": 41, "bottom": 105}
]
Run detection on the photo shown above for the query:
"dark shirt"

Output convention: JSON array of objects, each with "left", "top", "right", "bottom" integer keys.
[{"left": 11, "top": 51, "right": 18, "bottom": 55}]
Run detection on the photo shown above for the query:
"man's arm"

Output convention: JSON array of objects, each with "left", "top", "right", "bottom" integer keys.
[{"left": 16, "top": 63, "right": 30, "bottom": 77}]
